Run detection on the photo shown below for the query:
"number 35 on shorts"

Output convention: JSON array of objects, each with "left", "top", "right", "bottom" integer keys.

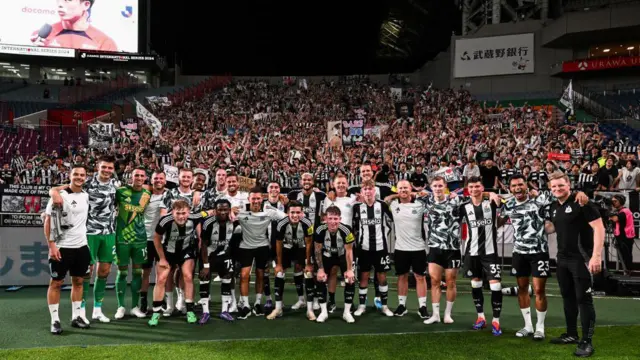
[{"left": 490, "top": 264, "right": 501, "bottom": 279}]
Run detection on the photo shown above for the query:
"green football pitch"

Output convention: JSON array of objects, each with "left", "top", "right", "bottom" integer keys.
[{"left": 1, "top": 275, "right": 640, "bottom": 360}]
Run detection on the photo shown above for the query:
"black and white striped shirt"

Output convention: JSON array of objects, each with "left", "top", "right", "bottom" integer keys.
[
  {"left": 460, "top": 200, "right": 497, "bottom": 256},
  {"left": 21, "top": 169, "right": 37, "bottom": 184},
  {"left": 314, "top": 223, "right": 355, "bottom": 257},
  {"left": 396, "top": 171, "right": 411, "bottom": 182},
  {"left": 39, "top": 168, "right": 57, "bottom": 185},
  {"left": 11, "top": 156, "right": 25, "bottom": 172},
  {"left": 352, "top": 200, "right": 394, "bottom": 252},
  {"left": 568, "top": 173, "right": 596, "bottom": 190},
  {"left": 201, "top": 216, "right": 242, "bottom": 256},
  {"left": 155, "top": 213, "right": 203, "bottom": 253},
  {"left": 275, "top": 217, "right": 313, "bottom": 249}
]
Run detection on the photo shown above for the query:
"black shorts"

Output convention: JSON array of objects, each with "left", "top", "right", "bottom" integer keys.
[
  {"left": 511, "top": 252, "right": 550, "bottom": 278},
  {"left": 463, "top": 253, "right": 501, "bottom": 281},
  {"left": 394, "top": 250, "right": 428, "bottom": 276},
  {"left": 164, "top": 247, "right": 197, "bottom": 267},
  {"left": 49, "top": 246, "right": 91, "bottom": 281},
  {"left": 427, "top": 248, "right": 461, "bottom": 269},
  {"left": 237, "top": 246, "right": 270, "bottom": 270},
  {"left": 282, "top": 247, "right": 306, "bottom": 269},
  {"left": 322, "top": 255, "right": 349, "bottom": 275},
  {"left": 209, "top": 252, "right": 235, "bottom": 277},
  {"left": 142, "top": 242, "right": 159, "bottom": 269},
  {"left": 357, "top": 249, "right": 390, "bottom": 274}
]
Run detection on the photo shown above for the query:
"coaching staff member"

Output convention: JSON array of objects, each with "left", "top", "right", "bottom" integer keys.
[
  {"left": 548, "top": 171, "right": 604, "bottom": 358},
  {"left": 44, "top": 164, "right": 92, "bottom": 334}
]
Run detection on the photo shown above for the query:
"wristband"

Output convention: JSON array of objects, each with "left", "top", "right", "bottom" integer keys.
[
  {"left": 201, "top": 211, "right": 208, "bottom": 218},
  {"left": 203, "top": 263, "right": 210, "bottom": 269}
]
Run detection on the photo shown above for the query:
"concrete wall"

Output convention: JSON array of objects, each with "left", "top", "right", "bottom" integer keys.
[
  {"left": 449, "top": 21, "right": 572, "bottom": 97},
  {"left": 416, "top": 48, "right": 452, "bottom": 89}
]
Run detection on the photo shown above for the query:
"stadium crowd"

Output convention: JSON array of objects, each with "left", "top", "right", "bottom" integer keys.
[{"left": 2, "top": 79, "right": 640, "bottom": 194}]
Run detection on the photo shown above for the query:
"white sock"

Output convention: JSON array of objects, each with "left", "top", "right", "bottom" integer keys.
[
  {"left": 202, "top": 298, "right": 210, "bottom": 314},
  {"left": 444, "top": 301, "right": 454, "bottom": 318},
  {"left": 49, "top": 303, "right": 60, "bottom": 324},
  {"left": 521, "top": 307, "right": 533, "bottom": 331},
  {"left": 320, "top": 302, "right": 328, "bottom": 313},
  {"left": 165, "top": 292, "right": 174, "bottom": 308},
  {"left": 241, "top": 296, "right": 249, "bottom": 308},
  {"left": 176, "top": 288, "right": 184, "bottom": 303},
  {"left": 307, "top": 301, "right": 314, "bottom": 312},
  {"left": 72, "top": 301, "right": 82, "bottom": 319},
  {"left": 418, "top": 297, "right": 427, "bottom": 308},
  {"left": 255, "top": 293, "right": 263, "bottom": 306},
  {"left": 398, "top": 295, "right": 407, "bottom": 306},
  {"left": 431, "top": 303, "right": 440, "bottom": 318},
  {"left": 344, "top": 303, "right": 352, "bottom": 313},
  {"left": 298, "top": 296, "right": 304, "bottom": 302},
  {"left": 266, "top": 294, "right": 272, "bottom": 301},
  {"left": 276, "top": 301, "right": 283, "bottom": 310},
  {"left": 493, "top": 317, "right": 500, "bottom": 324},
  {"left": 536, "top": 310, "right": 546, "bottom": 332},
  {"left": 221, "top": 295, "right": 231, "bottom": 312},
  {"left": 478, "top": 312, "right": 485, "bottom": 319},
  {"left": 230, "top": 289, "right": 237, "bottom": 303}
]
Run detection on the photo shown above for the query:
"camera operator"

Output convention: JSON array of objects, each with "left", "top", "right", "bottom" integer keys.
[
  {"left": 610, "top": 195, "right": 635, "bottom": 276},
  {"left": 547, "top": 172, "right": 604, "bottom": 358}
]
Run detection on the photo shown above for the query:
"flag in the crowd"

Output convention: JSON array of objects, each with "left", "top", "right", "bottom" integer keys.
[
  {"left": 559, "top": 80, "right": 574, "bottom": 115},
  {"left": 135, "top": 100, "right": 162, "bottom": 137}
]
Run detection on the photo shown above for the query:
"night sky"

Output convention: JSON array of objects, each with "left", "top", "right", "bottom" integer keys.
[{"left": 150, "top": 0, "right": 461, "bottom": 76}]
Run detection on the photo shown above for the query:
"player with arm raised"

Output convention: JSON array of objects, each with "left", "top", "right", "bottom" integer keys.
[
  {"left": 44, "top": 164, "right": 91, "bottom": 334},
  {"left": 461, "top": 177, "right": 503, "bottom": 335},
  {"left": 267, "top": 201, "right": 314, "bottom": 320},
  {"left": 420, "top": 176, "right": 465, "bottom": 325},
  {"left": 384, "top": 180, "right": 430, "bottom": 319},
  {"left": 314, "top": 206, "right": 357, "bottom": 323},
  {"left": 352, "top": 180, "right": 394, "bottom": 317},
  {"left": 235, "top": 187, "right": 287, "bottom": 319},
  {"left": 148, "top": 200, "right": 203, "bottom": 326},
  {"left": 113, "top": 168, "right": 151, "bottom": 320},
  {"left": 498, "top": 174, "right": 588, "bottom": 340},
  {"left": 198, "top": 199, "right": 242, "bottom": 324},
  {"left": 48, "top": 155, "right": 119, "bottom": 323}
]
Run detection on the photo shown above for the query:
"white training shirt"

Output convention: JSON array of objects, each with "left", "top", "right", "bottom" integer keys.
[
  {"left": 389, "top": 200, "right": 426, "bottom": 251},
  {"left": 323, "top": 195, "right": 358, "bottom": 227},
  {"left": 144, "top": 191, "right": 167, "bottom": 242},
  {"left": 45, "top": 188, "right": 89, "bottom": 249},
  {"left": 237, "top": 203, "right": 287, "bottom": 249},
  {"left": 222, "top": 191, "right": 249, "bottom": 208}
]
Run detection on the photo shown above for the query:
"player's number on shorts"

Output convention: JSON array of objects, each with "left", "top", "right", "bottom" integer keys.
[
  {"left": 450, "top": 260, "right": 461, "bottom": 268},
  {"left": 142, "top": 247, "right": 147, "bottom": 259},
  {"left": 489, "top": 264, "right": 501, "bottom": 274},
  {"left": 537, "top": 260, "right": 550, "bottom": 272},
  {"left": 224, "top": 259, "right": 233, "bottom": 271},
  {"left": 380, "top": 255, "right": 391, "bottom": 266}
]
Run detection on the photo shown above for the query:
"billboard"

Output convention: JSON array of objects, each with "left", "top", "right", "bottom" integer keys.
[
  {"left": 0, "top": 0, "right": 139, "bottom": 54},
  {"left": 454, "top": 33, "right": 534, "bottom": 78}
]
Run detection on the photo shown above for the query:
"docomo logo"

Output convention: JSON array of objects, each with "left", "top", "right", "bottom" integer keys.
[
  {"left": 22, "top": 7, "right": 56, "bottom": 15},
  {"left": 578, "top": 61, "right": 588, "bottom": 70},
  {"left": 633, "top": 211, "right": 640, "bottom": 220}
]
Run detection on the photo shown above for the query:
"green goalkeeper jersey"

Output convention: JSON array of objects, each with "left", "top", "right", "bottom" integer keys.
[{"left": 116, "top": 186, "right": 151, "bottom": 244}]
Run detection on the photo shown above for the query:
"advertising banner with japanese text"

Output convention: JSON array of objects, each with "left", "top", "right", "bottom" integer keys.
[{"left": 454, "top": 33, "right": 534, "bottom": 78}]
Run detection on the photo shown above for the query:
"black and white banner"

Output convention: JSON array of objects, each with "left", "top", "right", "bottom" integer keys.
[
  {"left": 0, "top": 184, "right": 50, "bottom": 227},
  {"left": 88, "top": 123, "right": 113, "bottom": 149}
]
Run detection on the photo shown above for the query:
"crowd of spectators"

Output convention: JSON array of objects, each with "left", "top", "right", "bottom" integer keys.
[{"left": 1, "top": 78, "right": 640, "bottom": 195}]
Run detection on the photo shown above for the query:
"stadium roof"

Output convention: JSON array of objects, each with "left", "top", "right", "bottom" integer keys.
[{"left": 151, "top": 0, "right": 461, "bottom": 76}]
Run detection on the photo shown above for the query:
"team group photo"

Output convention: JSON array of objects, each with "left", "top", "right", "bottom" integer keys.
[{"left": 2, "top": 0, "right": 640, "bottom": 359}]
